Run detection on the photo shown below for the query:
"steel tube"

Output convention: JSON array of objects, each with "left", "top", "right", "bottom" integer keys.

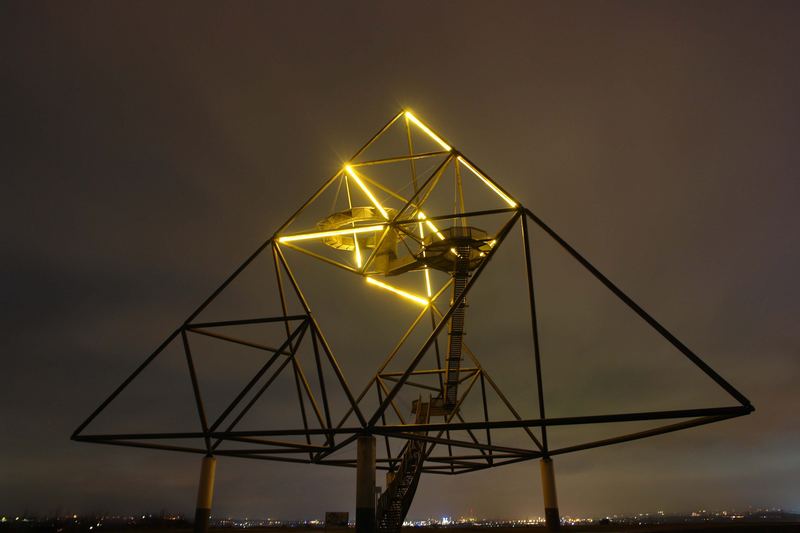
[
  {"left": 194, "top": 455, "right": 216, "bottom": 533},
  {"left": 356, "top": 435, "right": 377, "bottom": 533}
]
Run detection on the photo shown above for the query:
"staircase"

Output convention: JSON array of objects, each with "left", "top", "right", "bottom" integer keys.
[
  {"left": 376, "top": 400, "right": 430, "bottom": 533},
  {"left": 376, "top": 242, "right": 473, "bottom": 532},
  {"left": 443, "top": 243, "right": 471, "bottom": 410}
]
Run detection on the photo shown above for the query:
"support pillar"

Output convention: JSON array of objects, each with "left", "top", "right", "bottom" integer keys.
[
  {"left": 356, "top": 435, "right": 376, "bottom": 533},
  {"left": 540, "top": 457, "right": 560, "bottom": 531},
  {"left": 194, "top": 455, "right": 216, "bottom": 533}
]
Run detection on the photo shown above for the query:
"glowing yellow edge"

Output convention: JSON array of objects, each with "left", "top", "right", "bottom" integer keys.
[
  {"left": 417, "top": 211, "right": 459, "bottom": 258},
  {"left": 426, "top": 220, "right": 445, "bottom": 240},
  {"left": 277, "top": 224, "right": 385, "bottom": 243},
  {"left": 417, "top": 211, "right": 444, "bottom": 240},
  {"left": 479, "top": 240, "right": 497, "bottom": 257},
  {"left": 344, "top": 166, "right": 389, "bottom": 219},
  {"left": 456, "top": 156, "right": 517, "bottom": 207},
  {"left": 366, "top": 276, "right": 429, "bottom": 306},
  {"left": 405, "top": 111, "right": 451, "bottom": 152},
  {"left": 423, "top": 262, "right": 432, "bottom": 297},
  {"left": 343, "top": 174, "right": 362, "bottom": 268},
  {"left": 418, "top": 219, "right": 433, "bottom": 297},
  {"left": 353, "top": 227, "right": 362, "bottom": 268}
]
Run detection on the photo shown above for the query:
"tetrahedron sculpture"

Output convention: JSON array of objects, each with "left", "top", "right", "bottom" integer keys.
[{"left": 74, "top": 110, "right": 752, "bottom": 533}]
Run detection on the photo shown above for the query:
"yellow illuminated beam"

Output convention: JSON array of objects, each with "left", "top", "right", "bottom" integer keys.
[
  {"left": 456, "top": 156, "right": 517, "bottom": 207},
  {"left": 405, "top": 111, "right": 451, "bottom": 152},
  {"left": 366, "top": 276, "right": 429, "bottom": 306},
  {"left": 426, "top": 220, "right": 445, "bottom": 240},
  {"left": 417, "top": 218, "right": 433, "bottom": 298},
  {"left": 277, "top": 225, "right": 385, "bottom": 243},
  {"left": 416, "top": 211, "right": 458, "bottom": 257},
  {"left": 343, "top": 176, "right": 362, "bottom": 268},
  {"left": 423, "top": 266, "right": 432, "bottom": 297},
  {"left": 353, "top": 231, "right": 362, "bottom": 268},
  {"left": 417, "top": 211, "right": 444, "bottom": 240},
  {"left": 344, "top": 165, "right": 389, "bottom": 219}
]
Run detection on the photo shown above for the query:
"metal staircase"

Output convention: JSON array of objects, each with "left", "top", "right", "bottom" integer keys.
[
  {"left": 443, "top": 243, "right": 471, "bottom": 410},
  {"left": 376, "top": 239, "right": 474, "bottom": 533},
  {"left": 376, "top": 400, "right": 431, "bottom": 533}
]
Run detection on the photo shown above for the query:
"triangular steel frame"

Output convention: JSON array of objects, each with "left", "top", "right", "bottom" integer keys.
[{"left": 73, "top": 110, "right": 753, "bottom": 475}]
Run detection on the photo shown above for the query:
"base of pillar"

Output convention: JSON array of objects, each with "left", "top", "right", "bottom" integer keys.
[
  {"left": 544, "top": 507, "right": 560, "bottom": 531},
  {"left": 355, "top": 507, "right": 376, "bottom": 533},
  {"left": 194, "top": 507, "right": 211, "bottom": 533}
]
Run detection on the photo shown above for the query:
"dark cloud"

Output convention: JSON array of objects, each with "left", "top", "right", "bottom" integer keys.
[{"left": 2, "top": 0, "right": 799, "bottom": 520}]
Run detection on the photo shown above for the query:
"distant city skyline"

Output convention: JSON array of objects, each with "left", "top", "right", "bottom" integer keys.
[{"left": 2, "top": 506, "right": 796, "bottom": 527}]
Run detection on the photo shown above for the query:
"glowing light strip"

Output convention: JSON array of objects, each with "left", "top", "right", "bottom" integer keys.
[
  {"left": 366, "top": 276, "right": 429, "bottom": 306},
  {"left": 418, "top": 219, "right": 433, "bottom": 298},
  {"left": 427, "top": 220, "right": 445, "bottom": 240},
  {"left": 344, "top": 166, "right": 389, "bottom": 219},
  {"left": 343, "top": 176, "right": 362, "bottom": 268},
  {"left": 423, "top": 267, "right": 432, "bottom": 297},
  {"left": 405, "top": 111, "right": 451, "bottom": 152},
  {"left": 457, "top": 156, "right": 517, "bottom": 207},
  {"left": 417, "top": 211, "right": 444, "bottom": 240},
  {"left": 353, "top": 229, "right": 362, "bottom": 268},
  {"left": 277, "top": 225, "right": 385, "bottom": 243}
]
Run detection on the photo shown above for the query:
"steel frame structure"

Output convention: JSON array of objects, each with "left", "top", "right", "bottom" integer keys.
[{"left": 73, "top": 110, "right": 753, "bottom": 477}]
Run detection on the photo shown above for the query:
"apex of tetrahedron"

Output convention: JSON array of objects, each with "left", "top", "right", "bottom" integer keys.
[{"left": 275, "top": 111, "right": 520, "bottom": 291}]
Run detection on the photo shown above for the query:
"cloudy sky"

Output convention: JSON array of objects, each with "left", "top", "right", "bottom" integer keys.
[{"left": 2, "top": 0, "right": 799, "bottom": 521}]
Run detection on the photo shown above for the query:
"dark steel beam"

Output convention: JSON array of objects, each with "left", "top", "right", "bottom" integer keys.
[
  {"left": 187, "top": 315, "right": 307, "bottom": 329},
  {"left": 523, "top": 208, "right": 753, "bottom": 408},
  {"left": 549, "top": 415, "right": 741, "bottom": 456},
  {"left": 374, "top": 405, "right": 753, "bottom": 434},
  {"left": 521, "top": 214, "right": 549, "bottom": 452},
  {"left": 181, "top": 330, "right": 211, "bottom": 453},
  {"left": 186, "top": 327, "right": 293, "bottom": 357}
]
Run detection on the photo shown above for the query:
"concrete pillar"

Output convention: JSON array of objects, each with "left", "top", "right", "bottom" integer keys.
[
  {"left": 540, "top": 457, "right": 560, "bottom": 531},
  {"left": 194, "top": 455, "right": 217, "bottom": 533},
  {"left": 356, "top": 435, "right": 376, "bottom": 533}
]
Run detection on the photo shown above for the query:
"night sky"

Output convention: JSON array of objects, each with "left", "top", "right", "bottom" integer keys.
[{"left": 2, "top": 1, "right": 799, "bottom": 521}]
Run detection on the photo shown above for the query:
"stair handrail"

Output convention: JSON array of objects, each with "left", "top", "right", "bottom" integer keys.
[{"left": 376, "top": 399, "right": 431, "bottom": 531}]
